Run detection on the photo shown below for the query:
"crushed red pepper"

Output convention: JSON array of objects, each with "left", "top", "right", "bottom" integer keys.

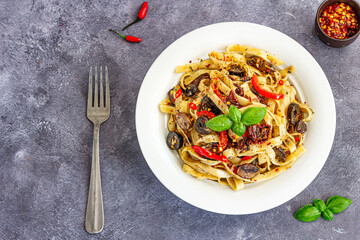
[{"left": 319, "top": 3, "right": 359, "bottom": 39}]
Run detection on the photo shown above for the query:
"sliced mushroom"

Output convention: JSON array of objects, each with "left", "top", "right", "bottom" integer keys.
[
  {"left": 195, "top": 115, "right": 212, "bottom": 135},
  {"left": 166, "top": 131, "right": 183, "bottom": 150},
  {"left": 273, "top": 147, "right": 287, "bottom": 162},
  {"left": 175, "top": 112, "right": 193, "bottom": 131},
  {"left": 246, "top": 55, "right": 275, "bottom": 74},
  {"left": 287, "top": 103, "right": 302, "bottom": 125},
  {"left": 237, "top": 163, "right": 260, "bottom": 179},
  {"left": 295, "top": 120, "right": 307, "bottom": 133}
]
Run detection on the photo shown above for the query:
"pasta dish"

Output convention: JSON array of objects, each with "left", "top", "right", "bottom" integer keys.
[{"left": 159, "top": 44, "right": 313, "bottom": 191}]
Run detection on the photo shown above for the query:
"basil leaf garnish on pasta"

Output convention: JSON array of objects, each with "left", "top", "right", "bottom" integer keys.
[
  {"left": 205, "top": 115, "right": 233, "bottom": 131},
  {"left": 242, "top": 107, "right": 267, "bottom": 126},
  {"left": 232, "top": 122, "right": 246, "bottom": 137},
  {"left": 229, "top": 105, "right": 242, "bottom": 123}
]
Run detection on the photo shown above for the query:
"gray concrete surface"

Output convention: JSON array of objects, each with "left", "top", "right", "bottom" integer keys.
[{"left": 0, "top": 0, "right": 359, "bottom": 239}]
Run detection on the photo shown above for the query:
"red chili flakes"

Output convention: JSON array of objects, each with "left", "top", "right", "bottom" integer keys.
[
  {"left": 319, "top": 3, "right": 359, "bottom": 39},
  {"left": 275, "top": 168, "right": 279, "bottom": 172},
  {"left": 189, "top": 60, "right": 192, "bottom": 63},
  {"left": 205, "top": 64, "right": 210, "bottom": 68},
  {"left": 175, "top": 89, "right": 182, "bottom": 98},
  {"left": 279, "top": 80, "right": 284, "bottom": 85},
  {"left": 295, "top": 137, "right": 300, "bottom": 142},
  {"left": 189, "top": 102, "right": 197, "bottom": 110}
]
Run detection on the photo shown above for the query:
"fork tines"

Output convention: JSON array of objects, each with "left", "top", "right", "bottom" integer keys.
[{"left": 87, "top": 66, "right": 110, "bottom": 110}]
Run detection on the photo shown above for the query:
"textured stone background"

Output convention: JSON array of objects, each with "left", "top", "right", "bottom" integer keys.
[{"left": 0, "top": 0, "right": 359, "bottom": 239}]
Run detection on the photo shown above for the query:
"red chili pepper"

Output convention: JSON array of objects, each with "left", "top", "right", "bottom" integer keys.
[
  {"left": 175, "top": 89, "right": 182, "bottom": 98},
  {"left": 189, "top": 102, "right": 197, "bottom": 110},
  {"left": 295, "top": 137, "right": 300, "bottom": 142},
  {"left": 122, "top": 2, "right": 148, "bottom": 31},
  {"left": 109, "top": 29, "right": 142, "bottom": 42},
  {"left": 241, "top": 156, "right": 252, "bottom": 161},
  {"left": 218, "top": 131, "right": 228, "bottom": 152},
  {"left": 279, "top": 80, "right": 284, "bottom": 85},
  {"left": 251, "top": 74, "right": 284, "bottom": 100},
  {"left": 196, "top": 111, "right": 215, "bottom": 119},
  {"left": 191, "top": 145, "right": 228, "bottom": 163},
  {"left": 211, "top": 80, "right": 225, "bottom": 102}
]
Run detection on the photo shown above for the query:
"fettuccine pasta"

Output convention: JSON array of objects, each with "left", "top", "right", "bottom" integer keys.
[{"left": 160, "top": 44, "right": 313, "bottom": 191}]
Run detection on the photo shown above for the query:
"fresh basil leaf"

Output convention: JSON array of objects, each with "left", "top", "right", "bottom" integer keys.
[
  {"left": 293, "top": 204, "right": 321, "bottom": 222},
  {"left": 232, "top": 122, "right": 246, "bottom": 137},
  {"left": 242, "top": 107, "right": 267, "bottom": 126},
  {"left": 321, "top": 208, "right": 334, "bottom": 221},
  {"left": 205, "top": 115, "right": 233, "bottom": 132},
  {"left": 229, "top": 105, "right": 242, "bottom": 123},
  {"left": 313, "top": 199, "right": 326, "bottom": 212},
  {"left": 326, "top": 195, "right": 352, "bottom": 214}
]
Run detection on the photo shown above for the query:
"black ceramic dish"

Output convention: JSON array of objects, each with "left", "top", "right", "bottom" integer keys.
[{"left": 315, "top": 0, "right": 360, "bottom": 47}]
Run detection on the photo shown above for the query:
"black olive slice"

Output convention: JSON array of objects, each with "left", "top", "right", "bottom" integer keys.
[
  {"left": 184, "top": 84, "right": 198, "bottom": 97},
  {"left": 166, "top": 131, "right": 183, "bottom": 150},
  {"left": 194, "top": 115, "right": 212, "bottom": 135}
]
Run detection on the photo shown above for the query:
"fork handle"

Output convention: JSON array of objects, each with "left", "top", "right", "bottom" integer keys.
[{"left": 85, "top": 124, "right": 104, "bottom": 234}]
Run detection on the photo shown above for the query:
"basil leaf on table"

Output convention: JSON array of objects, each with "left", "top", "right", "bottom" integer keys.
[
  {"left": 294, "top": 204, "right": 321, "bottom": 222},
  {"left": 242, "top": 107, "right": 267, "bottom": 126},
  {"left": 313, "top": 199, "right": 326, "bottom": 212},
  {"left": 206, "top": 115, "right": 234, "bottom": 131},
  {"left": 229, "top": 105, "right": 242, "bottom": 123},
  {"left": 321, "top": 208, "right": 334, "bottom": 221},
  {"left": 326, "top": 195, "right": 352, "bottom": 214},
  {"left": 232, "top": 122, "right": 246, "bottom": 137}
]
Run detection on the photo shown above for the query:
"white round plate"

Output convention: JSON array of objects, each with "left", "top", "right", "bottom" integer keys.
[{"left": 136, "top": 22, "right": 336, "bottom": 215}]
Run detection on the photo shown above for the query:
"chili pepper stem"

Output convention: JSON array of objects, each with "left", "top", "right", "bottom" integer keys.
[
  {"left": 109, "top": 29, "right": 126, "bottom": 40},
  {"left": 122, "top": 17, "right": 141, "bottom": 31}
]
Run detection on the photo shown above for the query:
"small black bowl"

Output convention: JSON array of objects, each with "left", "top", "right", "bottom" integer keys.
[{"left": 315, "top": 0, "right": 360, "bottom": 47}]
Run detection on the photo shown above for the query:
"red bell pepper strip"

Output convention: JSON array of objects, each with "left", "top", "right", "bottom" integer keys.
[
  {"left": 241, "top": 156, "right": 252, "bottom": 161},
  {"left": 109, "top": 29, "right": 142, "bottom": 42},
  {"left": 218, "top": 131, "right": 228, "bottom": 152},
  {"left": 122, "top": 2, "right": 148, "bottom": 31},
  {"left": 251, "top": 74, "right": 284, "bottom": 100},
  {"left": 196, "top": 111, "right": 215, "bottom": 119},
  {"left": 191, "top": 145, "right": 228, "bottom": 163}
]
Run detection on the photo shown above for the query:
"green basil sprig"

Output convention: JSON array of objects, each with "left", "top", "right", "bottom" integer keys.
[
  {"left": 294, "top": 195, "right": 352, "bottom": 222},
  {"left": 206, "top": 105, "right": 267, "bottom": 136},
  {"left": 205, "top": 115, "right": 233, "bottom": 131}
]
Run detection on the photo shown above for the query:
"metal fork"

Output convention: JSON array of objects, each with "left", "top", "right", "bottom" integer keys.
[{"left": 85, "top": 66, "right": 110, "bottom": 234}]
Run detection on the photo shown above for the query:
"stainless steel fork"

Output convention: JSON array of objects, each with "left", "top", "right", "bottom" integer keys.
[{"left": 85, "top": 66, "right": 110, "bottom": 234}]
